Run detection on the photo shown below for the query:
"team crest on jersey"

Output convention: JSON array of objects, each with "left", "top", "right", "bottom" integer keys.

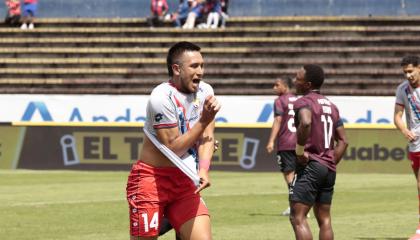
[{"left": 154, "top": 113, "right": 163, "bottom": 122}]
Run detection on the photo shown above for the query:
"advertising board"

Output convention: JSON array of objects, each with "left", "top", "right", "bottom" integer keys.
[{"left": 0, "top": 123, "right": 411, "bottom": 174}]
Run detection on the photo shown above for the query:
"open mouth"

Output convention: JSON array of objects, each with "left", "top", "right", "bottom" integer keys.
[{"left": 192, "top": 78, "right": 201, "bottom": 85}]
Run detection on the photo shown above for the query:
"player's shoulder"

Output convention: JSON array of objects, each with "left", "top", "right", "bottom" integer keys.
[
  {"left": 294, "top": 94, "right": 311, "bottom": 109},
  {"left": 295, "top": 92, "right": 312, "bottom": 103},
  {"left": 149, "top": 82, "right": 175, "bottom": 105},
  {"left": 323, "top": 95, "right": 339, "bottom": 110},
  {"left": 278, "top": 92, "right": 298, "bottom": 103},
  {"left": 286, "top": 92, "right": 298, "bottom": 102},
  {"left": 151, "top": 82, "right": 173, "bottom": 97},
  {"left": 396, "top": 80, "right": 408, "bottom": 92}
]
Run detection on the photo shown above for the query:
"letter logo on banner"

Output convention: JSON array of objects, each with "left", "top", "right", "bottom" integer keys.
[
  {"left": 212, "top": 133, "right": 261, "bottom": 170},
  {"left": 21, "top": 101, "right": 53, "bottom": 121},
  {"left": 355, "top": 110, "right": 390, "bottom": 124},
  {"left": 240, "top": 138, "right": 259, "bottom": 169},
  {"left": 60, "top": 135, "right": 80, "bottom": 165},
  {"left": 257, "top": 103, "right": 272, "bottom": 122},
  {"left": 58, "top": 132, "right": 143, "bottom": 165},
  {"left": 69, "top": 108, "right": 84, "bottom": 121}
]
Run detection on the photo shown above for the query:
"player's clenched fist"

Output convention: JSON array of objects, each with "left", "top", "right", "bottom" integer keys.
[{"left": 200, "top": 95, "right": 221, "bottom": 124}]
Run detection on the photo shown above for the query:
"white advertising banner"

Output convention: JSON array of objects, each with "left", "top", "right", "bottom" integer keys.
[{"left": 0, "top": 94, "right": 395, "bottom": 124}]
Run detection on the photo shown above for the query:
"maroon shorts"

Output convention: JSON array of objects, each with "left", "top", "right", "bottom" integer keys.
[
  {"left": 126, "top": 160, "right": 209, "bottom": 237},
  {"left": 409, "top": 151, "right": 420, "bottom": 171}
]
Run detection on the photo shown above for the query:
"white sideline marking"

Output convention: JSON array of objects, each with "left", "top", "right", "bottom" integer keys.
[
  {"left": 8, "top": 192, "right": 284, "bottom": 207},
  {"left": 9, "top": 198, "right": 123, "bottom": 207}
]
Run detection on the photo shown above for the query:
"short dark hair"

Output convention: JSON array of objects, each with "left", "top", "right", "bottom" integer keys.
[
  {"left": 303, "top": 64, "right": 324, "bottom": 89},
  {"left": 277, "top": 76, "right": 293, "bottom": 88},
  {"left": 401, "top": 55, "right": 420, "bottom": 67},
  {"left": 167, "top": 41, "right": 201, "bottom": 77}
]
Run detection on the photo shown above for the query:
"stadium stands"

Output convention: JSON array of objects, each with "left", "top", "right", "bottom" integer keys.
[{"left": 1, "top": 16, "right": 420, "bottom": 95}]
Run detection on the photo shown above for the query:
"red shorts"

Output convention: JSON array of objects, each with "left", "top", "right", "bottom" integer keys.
[
  {"left": 409, "top": 152, "right": 420, "bottom": 171},
  {"left": 126, "top": 161, "right": 209, "bottom": 237}
]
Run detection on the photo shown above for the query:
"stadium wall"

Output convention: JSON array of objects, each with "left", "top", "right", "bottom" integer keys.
[
  {"left": 0, "top": 0, "right": 419, "bottom": 18},
  {"left": 0, "top": 95, "right": 395, "bottom": 124},
  {"left": 0, "top": 122, "right": 411, "bottom": 174}
]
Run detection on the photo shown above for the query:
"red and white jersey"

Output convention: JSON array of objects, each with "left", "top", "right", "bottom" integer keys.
[
  {"left": 144, "top": 80, "right": 214, "bottom": 171},
  {"left": 395, "top": 80, "right": 420, "bottom": 152}
]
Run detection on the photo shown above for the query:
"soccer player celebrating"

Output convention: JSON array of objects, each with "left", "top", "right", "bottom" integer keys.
[
  {"left": 394, "top": 55, "right": 420, "bottom": 240},
  {"left": 266, "top": 77, "right": 299, "bottom": 216},
  {"left": 126, "top": 41, "right": 221, "bottom": 240},
  {"left": 290, "top": 64, "right": 348, "bottom": 239}
]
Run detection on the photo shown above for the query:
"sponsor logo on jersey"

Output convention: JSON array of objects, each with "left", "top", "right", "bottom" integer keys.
[{"left": 154, "top": 113, "right": 163, "bottom": 122}]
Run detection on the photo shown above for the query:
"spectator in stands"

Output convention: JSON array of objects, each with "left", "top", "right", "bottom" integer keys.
[
  {"left": 147, "top": 0, "right": 169, "bottom": 28},
  {"left": 4, "top": 0, "right": 21, "bottom": 27},
  {"left": 172, "top": 0, "right": 190, "bottom": 28},
  {"left": 182, "top": 0, "right": 205, "bottom": 29},
  {"left": 204, "top": 0, "right": 222, "bottom": 29},
  {"left": 220, "top": 0, "right": 228, "bottom": 28},
  {"left": 20, "top": 0, "right": 38, "bottom": 30}
]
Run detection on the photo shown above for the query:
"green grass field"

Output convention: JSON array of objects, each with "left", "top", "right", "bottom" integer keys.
[{"left": 0, "top": 170, "right": 417, "bottom": 240}]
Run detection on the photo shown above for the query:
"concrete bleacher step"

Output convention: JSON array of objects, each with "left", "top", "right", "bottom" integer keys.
[
  {"left": 0, "top": 77, "right": 399, "bottom": 96},
  {"left": 0, "top": 67, "right": 402, "bottom": 80},
  {"left": 0, "top": 36, "right": 418, "bottom": 48},
  {"left": 0, "top": 46, "right": 418, "bottom": 59},
  {"left": 1, "top": 26, "right": 420, "bottom": 38},
  {"left": 0, "top": 57, "right": 401, "bottom": 69},
  {"left": 0, "top": 16, "right": 418, "bottom": 95},
  {"left": 0, "top": 78, "right": 399, "bottom": 85},
  {"left": 3, "top": 16, "right": 419, "bottom": 28},
  {"left": 0, "top": 85, "right": 396, "bottom": 96}
]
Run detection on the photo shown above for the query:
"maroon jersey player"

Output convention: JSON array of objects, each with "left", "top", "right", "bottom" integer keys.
[
  {"left": 266, "top": 77, "right": 298, "bottom": 216},
  {"left": 289, "top": 64, "right": 348, "bottom": 240}
]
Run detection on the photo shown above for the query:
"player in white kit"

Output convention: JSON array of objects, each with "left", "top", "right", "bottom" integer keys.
[
  {"left": 394, "top": 55, "right": 420, "bottom": 240},
  {"left": 126, "top": 41, "right": 221, "bottom": 240}
]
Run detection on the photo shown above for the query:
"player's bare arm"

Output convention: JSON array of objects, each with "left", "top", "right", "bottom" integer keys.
[
  {"left": 154, "top": 96, "right": 220, "bottom": 157},
  {"left": 394, "top": 104, "right": 417, "bottom": 141},
  {"left": 195, "top": 119, "right": 216, "bottom": 194},
  {"left": 266, "top": 115, "right": 282, "bottom": 153},
  {"left": 295, "top": 107, "right": 311, "bottom": 164},
  {"left": 333, "top": 126, "right": 348, "bottom": 165}
]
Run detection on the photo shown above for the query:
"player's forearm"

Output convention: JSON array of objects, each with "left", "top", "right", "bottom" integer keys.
[
  {"left": 198, "top": 121, "right": 215, "bottom": 170},
  {"left": 334, "top": 140, "right": 348, "bottom": 165},
  {"left": 268, "top": 122, "right": 280, "bottom": 143},
  {"left": 296, "top": 108, "right": 311, "bottom": 146},
  {"left": 296, "top": 123, "right": 310, "bottom": 146},
  {"left": 168, "top": 121, "right": 209, "bottom": 156},
  {"left": 198, "top": 146, "right": 213, "bottom": 171},
  {"left": 394, "top": 115, "right": 407, "bottom": 133}
]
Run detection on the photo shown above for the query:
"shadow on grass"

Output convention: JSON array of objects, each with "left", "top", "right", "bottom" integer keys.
[{"left": 248, "top": 213, "right": 286, "bottom": 217}]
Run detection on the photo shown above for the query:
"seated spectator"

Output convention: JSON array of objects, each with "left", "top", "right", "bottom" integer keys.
[
  {"left": 182, "top": 0, "right": 205, "bottom": 29},
  {"left": 205, "top": 0, "right": 222, "bottom": 29},
  {"left": 147, "top": 0, "right": 169, "bottom": 28},
  {"left": 172, "top": 0, "right": 190, "bottom": 28},
  {"left": 4, "top": 0, "right": 21, "bottom": 27},
  {"left": 220, "top": 0, "right": 228, "bottom": 28},
  {"left": 21, "top": 0, "right": 38, "bottom": 30}
]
